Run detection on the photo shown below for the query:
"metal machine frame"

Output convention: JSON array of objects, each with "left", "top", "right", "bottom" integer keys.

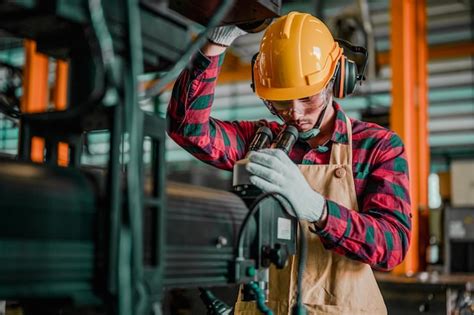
[{"left": 0, "top": 1, "right": 286, "bottom": 314}]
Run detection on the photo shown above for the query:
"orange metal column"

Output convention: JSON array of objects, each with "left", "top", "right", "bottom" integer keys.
[
  {"left": 416, "top": 0, "right": 429, "bottom": 210},
  {"left": 415, "top": 0, "right": 431, "bottom": 269},
  {"left": 53, "top": 60, "right": 69, "bottom": 166},
  {"left": 21, "top": 40, "right": 49, "bottom": 162},
  {"left": 390, "top": 0, "right": 419, "bottom": 274}
]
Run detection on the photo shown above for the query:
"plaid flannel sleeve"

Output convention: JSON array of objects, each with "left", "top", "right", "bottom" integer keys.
[
  {"left": 315, "top": 132, "right": 412, "bottom": 271},
  {"left": 166, "top": 51, "right": 257, "bottom": 170}
]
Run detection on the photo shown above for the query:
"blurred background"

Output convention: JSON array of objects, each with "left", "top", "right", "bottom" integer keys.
[{"left": 0, "top": 0, "right": 472, "bottom": 314}]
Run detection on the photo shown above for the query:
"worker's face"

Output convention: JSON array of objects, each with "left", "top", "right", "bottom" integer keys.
[{"left": 266, "top": 89, "right": 331, "bottom": 132}]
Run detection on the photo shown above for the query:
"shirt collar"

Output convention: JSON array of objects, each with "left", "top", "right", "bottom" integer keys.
[{"left": 329, "top": 102, "right": 350, "bottom": 144}]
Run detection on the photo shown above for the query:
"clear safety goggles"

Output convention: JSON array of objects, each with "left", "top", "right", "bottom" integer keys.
[{"left": 263, "top": 93, "right": 326, "bottom": 116}]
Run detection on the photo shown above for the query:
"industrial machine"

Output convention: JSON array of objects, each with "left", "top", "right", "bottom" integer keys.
[
  {"left": 444, "top": 207, "right": 474, "bottom": 274},
  {"left": 0, "top": 1, "right": 297, "bottom": 314}
]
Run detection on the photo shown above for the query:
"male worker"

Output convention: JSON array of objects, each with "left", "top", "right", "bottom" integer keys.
[{"left": 167, "top": 12, "right": 411, "bottom": 315}]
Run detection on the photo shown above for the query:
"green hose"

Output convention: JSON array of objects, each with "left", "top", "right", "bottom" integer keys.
[{"left": 248, "top": 282, "right": 274, "bottom": 315}]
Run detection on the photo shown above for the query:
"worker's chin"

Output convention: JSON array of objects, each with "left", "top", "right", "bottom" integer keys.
[
  {"left": 297, "top": 123, "right": 313, "bottom": 132},
  {"left": 284, "top": 119, "right": 313, "bottom": 132}
]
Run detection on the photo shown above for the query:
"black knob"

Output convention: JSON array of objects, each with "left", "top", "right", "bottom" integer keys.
[{"left": 270, "top": 243, "right": 290, "bottom": 269}]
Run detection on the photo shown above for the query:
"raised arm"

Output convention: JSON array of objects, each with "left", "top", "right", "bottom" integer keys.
[{"left": 167, "top": 37, "right": 258, "bottom": 170}]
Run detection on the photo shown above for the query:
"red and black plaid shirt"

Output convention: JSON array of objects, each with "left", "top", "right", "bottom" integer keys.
[{"left": 167, "top": 51, "right": 411, "bottom": 271}]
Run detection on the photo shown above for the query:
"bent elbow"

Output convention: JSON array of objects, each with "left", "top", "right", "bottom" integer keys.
[{"left": 376, "top": 227, "right": 411, "bottom": 271}]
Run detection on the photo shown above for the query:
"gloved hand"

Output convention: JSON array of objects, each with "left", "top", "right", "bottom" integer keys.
[
  {"left": 207, "top": 25, "right": 247, "bottom": 47},
  {"left": 246, "top": 149, "right": 326, "bottom": 222}
]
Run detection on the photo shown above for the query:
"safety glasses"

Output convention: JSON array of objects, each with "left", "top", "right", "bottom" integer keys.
[{"left": 263, "top": 93, "right": 326, "bottom": 116}]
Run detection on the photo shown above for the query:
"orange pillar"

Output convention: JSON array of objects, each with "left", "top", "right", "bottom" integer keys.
[
  {"left": 415, "top": 0, "right": 430, "bottom": 270},
  {"left": 416, "top": 0, "right": 429, "bottom": 211},
  {"left": 390, "top": 0, "right": 430, "bottom": 274},
  {"left": 21, "top": 40, "right": 49, "bottom": 162},
  {"left": 53, "top": 60, "right": 69, "bottom": 166},
  {"left": 390, "top": 0, "right": 418, "bottom": 274}
]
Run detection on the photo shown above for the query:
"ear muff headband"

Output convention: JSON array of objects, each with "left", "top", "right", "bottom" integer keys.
[{"left": 335, "top": 38, "right": 368, "bottom": 81}]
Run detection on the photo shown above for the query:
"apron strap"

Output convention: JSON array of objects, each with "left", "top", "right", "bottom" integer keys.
[{"left": 330, "top": 114, "right": 353, "bottom": 165}]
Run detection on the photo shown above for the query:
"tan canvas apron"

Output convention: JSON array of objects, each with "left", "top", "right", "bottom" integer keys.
[{"left": 234, "top": 116, "right": 386, "bottom": 315}]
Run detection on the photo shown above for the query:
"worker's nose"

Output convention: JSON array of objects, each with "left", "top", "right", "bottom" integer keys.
[
  {"left": 289, "top": 107, "right": 302, "bottom": 120},
  {"left": 288, "top": 101, "right": 304, "bottom": 118}
]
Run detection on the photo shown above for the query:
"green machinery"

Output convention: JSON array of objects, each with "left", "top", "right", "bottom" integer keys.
[{"left": 0, "top": 1, "right": 284, "bottom": 314}]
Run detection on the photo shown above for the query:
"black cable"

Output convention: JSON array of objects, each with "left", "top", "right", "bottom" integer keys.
[
  {"left": 293, "top": 219, "right": 308, "bottom": 315},
  {"left": 237, "top": 191, "right": 288, "bottom": 259},
  {"left": 88, "top": 0, "right": 120, "bottom": 90},
  {"left": 236, "top": 191, "right": 308, "bottom": 314},
  {"left": 0, "top": 95, "right": 20, "bottom": 119}
]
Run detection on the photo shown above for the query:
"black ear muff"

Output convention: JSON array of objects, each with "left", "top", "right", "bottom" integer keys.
[
  {"left": 345, "top": 59, "right": 358, "bottom": 96},
  {"left": 333, "top": 55, "right": 358, "bottom": 99},
  {"left": 333, "top": 38, "right": 368, "bottom": 98}
]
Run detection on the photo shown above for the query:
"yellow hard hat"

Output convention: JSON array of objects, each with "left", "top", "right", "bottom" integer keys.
[{"left": 253, "top": 12, "right": 343, "bottom": 101}]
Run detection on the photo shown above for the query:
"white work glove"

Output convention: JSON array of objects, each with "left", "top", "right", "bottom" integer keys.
[
  {"left": 207, "top": 25, "right": 247, "bottom": 47},
  {"left": 246, "top": 149, "right": 326, "bottom": 222}
]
